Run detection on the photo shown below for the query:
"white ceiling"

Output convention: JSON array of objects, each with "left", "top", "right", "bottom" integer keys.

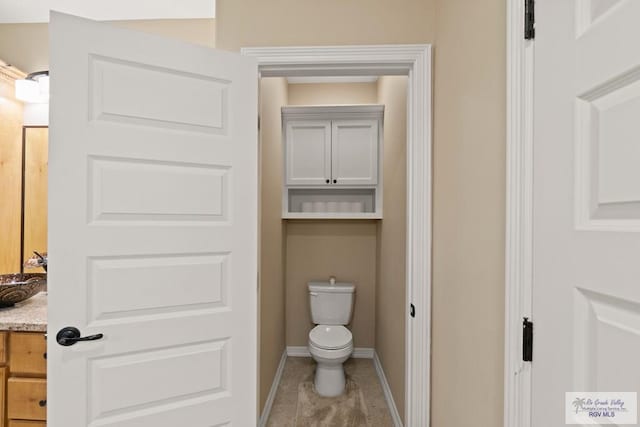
[{"left": 0, "top": 0, "right": 216, "bottom": 23}]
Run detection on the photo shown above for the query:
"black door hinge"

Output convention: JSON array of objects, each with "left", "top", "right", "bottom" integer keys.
[
  {"left": 524, "top": 0, "right": 535, "bottom": 40},
  {"left": 523, "top": 317, "right": 533, "bottom": 362}
]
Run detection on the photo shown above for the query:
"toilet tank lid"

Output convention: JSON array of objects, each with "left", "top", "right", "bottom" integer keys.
[{"left": 308, "top": 281, "right": 355, "bottom": 293}]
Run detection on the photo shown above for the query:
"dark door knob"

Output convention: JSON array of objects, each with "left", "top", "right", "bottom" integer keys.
[
  {"left": 56, "top": 327, "right": 104, "bottom": 346},
  {"left": 333, "top": 179, "right": 337, "bottom": 184}
]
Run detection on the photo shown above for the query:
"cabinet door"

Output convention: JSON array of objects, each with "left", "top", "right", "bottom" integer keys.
[
  {"left": 9, "top": 333, "right": 47, "bottom": 376},
  {"left": 331, "top": 120, "right": 378, "bottom": 185},
  {"left": 285, "top": 120, "right": 332, "bottom": 185},
  {"left": 7, "top": 378, "right": 46, "bottom": 421}
]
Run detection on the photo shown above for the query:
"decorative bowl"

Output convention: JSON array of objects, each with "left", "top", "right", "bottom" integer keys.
[{"left": 0, "top": 273, "right": 46, "bottom": 307}]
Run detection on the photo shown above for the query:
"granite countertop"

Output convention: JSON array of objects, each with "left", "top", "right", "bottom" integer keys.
[{"left": 0, "top": 292, "right": 47, "bottom": 332}]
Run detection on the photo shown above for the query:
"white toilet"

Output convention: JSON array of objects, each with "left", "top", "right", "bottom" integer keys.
[{"left": 307, "top": 279, "right": 355, "bottom": 397}]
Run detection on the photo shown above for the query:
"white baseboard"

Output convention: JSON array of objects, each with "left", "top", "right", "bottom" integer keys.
[
  {"left": 286, "top": 346, "right": 374, "bottom": 358},
  {"left": 259, "top": 349, "right": 287, "bottom": 427},
  {"left": 286, "top": 346, "right": 311, "bottom": 357},
  {"left": 353, "top": 347, "right": 375, "bottom": 358},
  {"left": 373, "top": 351, "right": 403, "bottom": 427}
]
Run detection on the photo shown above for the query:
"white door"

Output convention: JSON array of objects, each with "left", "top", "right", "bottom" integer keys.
[
  {"left": 48, "top": 12, "right": 257, "bottom": 427},
  {"left": 533, "top": 1, "right": 640, "bottom": 425},
  {"left": 331, "top": 120, "right": 378, "bottom": 185},
  {"left": 285, "top": 120, "right": 332, "bottom": 186}
]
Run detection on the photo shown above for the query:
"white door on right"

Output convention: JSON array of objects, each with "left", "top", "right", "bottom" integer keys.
[
  {"left": 533, "top": 1, "right": 640, "bottom": 425},
  {"left": 331, "top": 120, "right": 378, "bottom": 185}
]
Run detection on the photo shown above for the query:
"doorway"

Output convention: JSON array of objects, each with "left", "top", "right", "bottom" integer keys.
[{"left": 243, "top": 45, "right": 432, "bottom": 427}]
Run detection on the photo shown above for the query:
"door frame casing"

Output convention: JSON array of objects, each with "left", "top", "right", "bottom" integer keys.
[
  {"left": 504, "top": 0, "right": 534, "bottom": 426},
  {"left": 242, "top": 44, "right": 432, "bottom": 427}
]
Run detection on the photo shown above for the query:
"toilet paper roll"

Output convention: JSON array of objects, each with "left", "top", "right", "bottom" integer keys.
[
  {"left": 301, "top": 202, "right": 313, "bottom": 213},
  {"left": 338, "top": 201, "right": 351, "bottom": 212},
  {"left": 312, "top": 201, "right": 326, "bottom": 212},
  {"left": 350, "top": 202, "right": 364, "bottom": 213}
]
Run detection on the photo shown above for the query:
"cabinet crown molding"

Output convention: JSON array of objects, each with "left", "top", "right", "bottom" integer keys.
[{"left": 282, "top": 104, "right": 384, "bottom": 121}]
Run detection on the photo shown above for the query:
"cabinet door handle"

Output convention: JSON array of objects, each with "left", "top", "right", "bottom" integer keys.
[
  {"left": 326, "top": 179, "right": 330, "bottom": 184},
  {"left": 333, "top": 179, "right": 337, "bottom": 184},
  {"left": 39, "top": 400, "right": 47, "bottom": 407}
]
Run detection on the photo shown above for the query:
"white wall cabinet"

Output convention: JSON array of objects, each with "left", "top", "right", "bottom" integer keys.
[
  {"left": 285, "top": 120, "right": 331, "bottom": 185},
  {"left": 282, "top": 105, "right": 383, "bottom": 219},
  {"left": 331, "top": 119, "right": 378, "bottom": 185}
]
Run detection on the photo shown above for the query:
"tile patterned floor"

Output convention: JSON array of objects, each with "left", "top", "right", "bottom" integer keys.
[{"left": 266, "top": 357, "right": 394, "bottom": 426}]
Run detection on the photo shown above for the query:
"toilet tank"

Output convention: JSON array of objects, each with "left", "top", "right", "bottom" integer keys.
[{"left": 308, "top": 281, "right": 355, "bottom": 325}]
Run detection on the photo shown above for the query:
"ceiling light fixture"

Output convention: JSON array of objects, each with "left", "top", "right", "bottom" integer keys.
[{"left": 15, "top": 70, "right": 49, "bottom": 103}]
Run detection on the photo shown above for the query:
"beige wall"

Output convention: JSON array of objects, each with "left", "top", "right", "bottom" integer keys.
[
  {"left": 0, "top": 76, "right": 24, "bottom": 274},
  {"left": 218, "top": 1, "right": 506, "bottom": 425},
  {"left": 259, "top": 77, "right": 288, "bottom": 412},
  {"left": 288, "top": 82, "right": 378, "bottom": 106},
  {"left": 286, "top": 220, "right": 377, "bottom": 347},
  {"left": 216, "top": 0, "right": 435, "bottom": 51},
  {"left": 376, "top": 75, "right": 407, "bottom": 421},
  {"left": 0, "top": 19, "right": 215, "bottom": 72},
  {"left": 284, "top": 82, "right": 379, "bottom": 348},
  {"left": 431, "top": 0, "right": 506, "bottom": 425}
]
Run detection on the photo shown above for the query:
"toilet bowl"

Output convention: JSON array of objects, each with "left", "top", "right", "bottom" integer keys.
[
  {"left": 308, "top": 325, "right": 353, "bottom": 397},
  {"left": 307, "top": 279, "right": 356, "bottom": 396}
]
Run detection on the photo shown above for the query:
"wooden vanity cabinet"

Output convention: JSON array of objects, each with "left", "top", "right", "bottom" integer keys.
[{"left": 0, "top": 332, "right": 47, "bottom": 426}]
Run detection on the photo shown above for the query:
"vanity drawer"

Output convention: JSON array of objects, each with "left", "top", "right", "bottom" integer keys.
[
  {"left": 9, "top": 333, "right": 46, "bottom": 376},
  {"left": 9, "top": 422, "right": 46, "bottom": 427},
  {"left": 7, "top": 378, "right": 46, "bottom": 421}
]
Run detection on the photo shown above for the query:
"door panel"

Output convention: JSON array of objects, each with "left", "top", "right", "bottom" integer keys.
[
  {"left": 285, "top": 120, "right": 331, "bottom": 185},
  {"left": 88, "top": 156, "right": 229, "bottom": 222},
  {"left": 48, "top": 12, "right": 257, "bottom": 427},
  {"left": 91, "top": 56, "right": 228, "bottom": 133},
  {"left": 89, "top": 341, "right": 227, "bottom": 419},
  {"left": 331, "top": 120, "right": 378, "bottom": 185},
  {"left": 533, "top": 0, "right": 640, "bottom": 425}
]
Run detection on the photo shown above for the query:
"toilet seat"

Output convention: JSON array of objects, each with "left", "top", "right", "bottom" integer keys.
[
  {"left": 309, "top": 340, "right": 353, "bottom": 361},
  {"left": 309, "top": 325, "right": 352, "bottom": 350}
]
